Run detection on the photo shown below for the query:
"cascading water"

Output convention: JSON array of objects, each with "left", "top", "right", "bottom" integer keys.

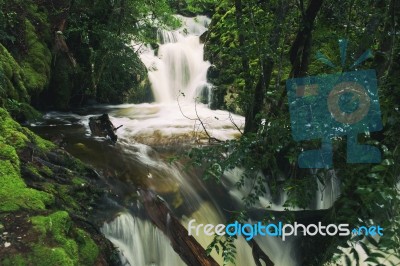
[
  {"left": 101, "top": 213, "right": 185, "bottom": 266},
  {"left": 139, "top": 15, "right": 212, "bottom": 104},
  {"left": 98, "top": 15, "right": 262, "bottom": 266},
  {"left": 30, "top": 15, "right": 346, "bottom": 266}
]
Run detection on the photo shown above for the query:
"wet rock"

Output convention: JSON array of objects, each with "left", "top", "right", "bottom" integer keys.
[{"left": 88, "top": 114, "right": 121, "bottom": 142}]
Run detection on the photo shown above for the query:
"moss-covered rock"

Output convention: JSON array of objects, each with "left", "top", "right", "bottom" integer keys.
[
  {"left": 0, "top": 159, "right": 54, "bottom": 212},
  {"left": 30, "top": 211, "right": 99, "bottom": 265},
  {"left": 20, "top": 19, "right": 52, "bottom": 95},
  {"left": 0, "top": 44, "right": 29, "bottom": 103},
  {"left": 0, "top": 108, "right": 118, "bottom": 265},
  {"left": 203, "top": 4, "right": 245, "bottom": 112},
  {"left": 0, "top": 1, "right": 52, "bottom": 106}
]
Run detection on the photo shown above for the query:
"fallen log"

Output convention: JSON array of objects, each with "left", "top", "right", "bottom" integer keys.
[
  {"left": 140, "top": 189, "right": 219, "bottom": 266},
  {"left": 88, "top": 113, "right": 121, "bottom": 142}
]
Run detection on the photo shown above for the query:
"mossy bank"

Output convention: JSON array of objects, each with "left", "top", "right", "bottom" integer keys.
[{"left": 0, "top": 108, "right": 119, "bottom": 265}]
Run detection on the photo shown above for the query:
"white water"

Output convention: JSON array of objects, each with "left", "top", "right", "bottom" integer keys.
[
  {"left": 31, "top": 15, "right": 342, "bottom": 266},
  {"left": 115, "top": 15, "right": 244, "bottom": 145},
  {"left": 139, "top": 15, "right": 211, "bottom": 104},
  {"left": 98, "top": 15, "right": 302, "bottom": 266},
  {"left": 31, "top": 13, "right": 398, "bottom": 266},
  {"left": 101, "top": 213, "right": 186, "bottom": 266}
]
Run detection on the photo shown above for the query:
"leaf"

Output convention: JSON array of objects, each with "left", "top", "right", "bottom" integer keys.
[
  {"left": 381, "top": 159, "right": 394, "bottom": 165},
  {"left": 371, "top": 165, "right": 387, "bottom": 172},
  {"left": 366, "top": 236, "right": 380, "bottom": 247},
  {"left": 351, "top": 248, "right": 360, "bottom": 264},
  {"left": 344, "top": 254, "right": 352, "bottom": 266},
  {"left": 358, "top": 241, "right": 370, "bottom": 256},
  {"left": 364, "top": 257, "right": 381, "bottom": 264},
  {"left": 369, "top": 252, "right": 386, "bottom": 259}
]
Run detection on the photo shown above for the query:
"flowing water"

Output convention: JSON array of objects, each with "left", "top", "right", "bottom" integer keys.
[{"left": 30, "top": 16, "right": 342, "bottom": 266}]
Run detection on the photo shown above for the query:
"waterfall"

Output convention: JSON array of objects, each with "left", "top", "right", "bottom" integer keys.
[
  {"left": 139, "top": 16, "right": 211, "bottom": 104},
  {"left": 315, "top": 170, "right": 341, "bottom": 209},
  {"left": 101, "top": 212, "right": 185, "bottom": 266},
  {"left": 36, "top": 14, "right": 298, "bottom": 266}
]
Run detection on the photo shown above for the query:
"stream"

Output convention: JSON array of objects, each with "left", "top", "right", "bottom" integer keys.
[{"left": 29, "top": 15, "right": 341, "bottom": 266}]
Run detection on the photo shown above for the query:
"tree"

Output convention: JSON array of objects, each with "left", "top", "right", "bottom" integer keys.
[{"left": 198, "top": 0, "right": 400, "bottom": 265}]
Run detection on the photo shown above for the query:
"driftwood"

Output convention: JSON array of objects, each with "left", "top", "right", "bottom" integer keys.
[
  {"left": 140, "top": 189, "right": 219, "bottom": 266},
  {"left": 88, "top": 114, "right": 121, "bottom": 142}
]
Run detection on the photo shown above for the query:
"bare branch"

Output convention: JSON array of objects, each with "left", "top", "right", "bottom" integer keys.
[
  {"left": 229, "top": 112, "right": 243, "bottom": 135},
  {"left": 194, "top": 99, "right": 222, "bottom": 143},
  {"left": 176, "top": 92, "right": 222, "bottom": 143}
]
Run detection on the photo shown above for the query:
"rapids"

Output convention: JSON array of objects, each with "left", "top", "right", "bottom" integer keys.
[{"left": 29, "top": 15, "right": 342, "bottom": 266}]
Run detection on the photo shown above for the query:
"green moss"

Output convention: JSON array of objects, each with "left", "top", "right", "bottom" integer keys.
[
  {"left": 0, "top": 107, "right": 105, "bottom": 264},
  {"left": 0, "top": 108, "right": 29, "bottom": 149},
  {"left": 20, "top": 19, "right": 51, "bottom": 94},
  {"left": 31, "top": 246, "right": 74, "bottom": 266},
  {"left": 0, "top": 109, "right": 54, "bottom": 212},
  {"left": 0, "top": 159, "right": 54, "bottom": 212},
  {"left": 0, "top": 44, "right": 29, "bottom": 102},
  {"left": 76, "top": 228, "right": 99, "bottom": 265},
  {"left": 0, "top": 142, "right": 20, "bottom": 168},
  {"left": 57, "top": 185, "right": 80, "bottom": 211},
  {"left": 31, "top": 211, "right": 79, "bottom": 264},
  {"left": 21, "top": 126, "right": 56, "bottom": 151},
  {"left": 31, "top": 211, "right": 99, "bottom": 265},
  {"left": 25, "top": 162, "right": 42, "bottom": 177},
  {"left": 5, "top": 100, "right": 42, "bottom": 122},
  {"left": 72, "top": 177, "right": 86, "bottom": 186},
  {"left": 1, "top": 254, "right": 27, "bottom": 266},
  {"left": 41, "top": 165, "right": 53, "bottom": 176}
]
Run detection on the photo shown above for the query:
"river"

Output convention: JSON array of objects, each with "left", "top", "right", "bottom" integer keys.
[{"left": 29, "top": 15, "right": 342, "bottom": 266}]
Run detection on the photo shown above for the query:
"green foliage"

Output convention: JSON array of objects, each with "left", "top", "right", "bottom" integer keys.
[
  {"left": 94, "top": 42, "right": 152, "bottom": 103},
  {"left": 59, "top": 0, "right": 180, "bottom": 106},
  {"left": 1, "top": 254, "right": 27, "bottom": 266},
  {"left": 168, "top": 0, "right": 217, "bottom": 16},
  {"left": 206, "top": 234, "right": 237, "bottom": 265},
  {"left": 204, "top": 1, "right": 295, "bottom": 112},
  {"left": 194, "top": 0, "right": 400, "bottom": 264},
  {"left": 0, "top": 0, "right": 52, "bottom": 106}
]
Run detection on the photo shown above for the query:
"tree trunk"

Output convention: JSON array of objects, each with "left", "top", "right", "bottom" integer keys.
[
  {"left": 244, "top": 1, "right": 289, "bottom": 133},
  {"left": 276, "top": 0, "right": 324, "bottom": 111},
  {"left": 289, "top": 0, "right": 324, "bottom": 78},
  {"left": 140, "top": 189, "right": 219, "bottom": 266},
  {"left": 234, "top": 0, "right": 255, "bottom": 134}
]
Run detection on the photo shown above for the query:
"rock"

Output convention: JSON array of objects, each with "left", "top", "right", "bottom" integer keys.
[
  {"left": 88, "top": 114, "right": 121, "bottom": 142},
  {"left": 4, "top": 242, "right": 11, "bottom": 248}
]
